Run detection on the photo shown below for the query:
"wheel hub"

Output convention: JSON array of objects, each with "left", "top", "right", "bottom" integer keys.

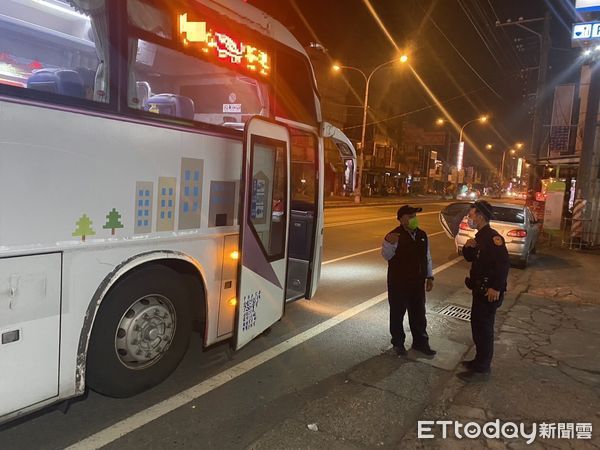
[{"left": 115, "top": 295, "right": 176, "bottom": 369}]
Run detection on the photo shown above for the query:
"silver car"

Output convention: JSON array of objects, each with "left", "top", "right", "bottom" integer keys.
[{"left": 440, "top": 202, "right": 541, "bottom": 268}]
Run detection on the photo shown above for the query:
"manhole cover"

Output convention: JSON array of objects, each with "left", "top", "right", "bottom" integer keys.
[{"left": 437, "top": 304, "right": 471, "bottom": 322}]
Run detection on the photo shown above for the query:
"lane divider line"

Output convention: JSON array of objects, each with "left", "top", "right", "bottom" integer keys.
[
  {"left": 324, "top": 211, "right": 439, "bottom": 228},
  {"left": 325, "top": 202, "right": 450, "bottom": 211},
  {"left": 322, "top": 230, "right": 446, "bottom": 266},
  {"left": 67, "top": 258, "right": 463, "bottom": 449}
]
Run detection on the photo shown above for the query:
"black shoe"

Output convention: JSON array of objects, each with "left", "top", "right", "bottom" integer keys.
[
  {"left": 461, "top": 360, "right": 476, "bottom": 370},
  {"left": 457, "top": 370, "right": 490, "bottom": 382},
  {"left": 393, "top": 345, "right": 407, "bottom": 356},
  {"left": 411, "top": 345, "right": 437, "bottom": 356}
]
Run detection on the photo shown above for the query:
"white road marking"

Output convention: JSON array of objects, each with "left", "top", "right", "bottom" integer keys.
[
  {"left": 324, "top": 210, "right": 439, "bottom": 228},
  {"left": 431, "top": 256, "right": 465, "bottom": 273},
  {"left": 67, "top": 255, "right": 464, "bottom": 450},
  {"left": 325, "top": 202, "right": 450, "bottom": 211},
  {"left": 429, "top": 230, "right": 446, "bottom": 237},
  {"left": 322, "top": 230, "right": 447, "bottom": 265}
]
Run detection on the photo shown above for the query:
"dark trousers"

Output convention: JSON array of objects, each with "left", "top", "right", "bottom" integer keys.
[
  {"left": 470, "top": 293, "right": 503, "bottom": 372},
  {"left": 387, "top": 282, "right": 429, "bottom": 348}
]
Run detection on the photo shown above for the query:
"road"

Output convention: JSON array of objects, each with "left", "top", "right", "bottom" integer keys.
[{"left": 0, "top": 201, "right": 513, "bottom": 449}]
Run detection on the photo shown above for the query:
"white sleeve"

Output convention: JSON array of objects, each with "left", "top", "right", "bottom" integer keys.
[
  {"left": 426, "top": 240, "right": 433, "bottom": 277},
  {"left": 381, "top": 239, "right": 398, "bottom": 261}
]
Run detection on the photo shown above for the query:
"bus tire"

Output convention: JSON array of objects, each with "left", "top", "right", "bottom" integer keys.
[{"left": 86, "top": 265, "right": 192, "bottom": 398}]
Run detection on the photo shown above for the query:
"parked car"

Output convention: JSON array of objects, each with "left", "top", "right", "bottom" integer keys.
[
  {"left": 457, "top": 189, "right": 479, "bottom": 200},
  {"left": 440, "top": 202, "right": 541, "bottom": 268}
]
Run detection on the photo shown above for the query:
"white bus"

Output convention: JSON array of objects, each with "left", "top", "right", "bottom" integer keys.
[{"left": 0, "top": 0, "right": 356, "bottom": 424}]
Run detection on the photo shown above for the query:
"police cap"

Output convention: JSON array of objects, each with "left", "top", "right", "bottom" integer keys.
[{"left": 471, "top": 200, "right": 493, "bottom": 221}]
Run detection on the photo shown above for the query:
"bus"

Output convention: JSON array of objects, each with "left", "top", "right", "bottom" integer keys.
[{"left": 0, "top": 0, "right": 356, "bottom": 424}]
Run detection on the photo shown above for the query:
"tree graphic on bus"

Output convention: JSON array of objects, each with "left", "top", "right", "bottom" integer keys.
[
  {"left": 103, "top": 208, "right": 124, "bottom": 235},
  {"left": 72, "top": 214, "right": 96, "bottom": 242}
]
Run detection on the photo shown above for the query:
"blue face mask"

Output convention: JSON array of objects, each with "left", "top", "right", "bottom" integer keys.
[{"left": 467, "top": 218, "right": 477, "bottom": 229}]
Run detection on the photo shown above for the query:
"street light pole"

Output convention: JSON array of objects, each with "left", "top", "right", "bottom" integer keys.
[
  {"left": 334, "top": 56, "right": 408, "bottom": 203},
  {"left": 501, "top": 148, "right": 517, "bottom": 184},
  {"left": 437, "top": 115, "right": 488, "bottom": 196},
  {"left": 457, "top": 116, "right": 488, "bottom": 171}
]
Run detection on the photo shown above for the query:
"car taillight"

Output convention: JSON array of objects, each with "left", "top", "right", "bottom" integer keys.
[
  {"left": 459, "top": 222, "right": 471, "bottom": 230},
  {"left": 507, "top": 229, "right": 527, "bottom": 237}
]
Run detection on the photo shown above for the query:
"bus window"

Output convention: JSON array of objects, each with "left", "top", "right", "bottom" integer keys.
[
  {"left": 275, "top": 51, "right": 318, "bottom": 127},
  {"left": 127, "top": 0, "right": 173, "bottom": 39},
  {"left": 291, "top": 131, "right": 317, "bottom": 206},
  {"left": 249, "top": 139, "right": 287, "bottom": 258},
  {"left": 128, "top": 39, "right": 270, "bottom": 125},
  {"left": 0, "top": 0, "right": 109, "bottom": 103}
]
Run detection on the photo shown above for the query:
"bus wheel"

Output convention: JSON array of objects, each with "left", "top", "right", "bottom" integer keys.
[{"left": 87, "top": 265, "right": 192, "bottom": 397}]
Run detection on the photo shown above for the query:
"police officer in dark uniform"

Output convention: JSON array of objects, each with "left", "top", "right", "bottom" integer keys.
[
  {"left": 458, "top": 200, "right": 510, "bottom": 382},
  {"left": 382, "top": 205, "right": 436, "bottom": 357}
]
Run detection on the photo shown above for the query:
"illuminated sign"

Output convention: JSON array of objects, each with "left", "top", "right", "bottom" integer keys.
[
  {"left": 576, "top": 0, "right": 600, "bottom": 11},
  {"left": 457, "top": 141, "right": 465, "bottom": 171},
  {"left": 572, "top": 22, "right": 600, "bottom": 40},
  {"left": 179, "top": 13, "right": 270, "bottom": 76}
]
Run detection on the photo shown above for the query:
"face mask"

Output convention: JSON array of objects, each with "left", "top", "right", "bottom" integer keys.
[
  {"left": 408, "top": 217, "right": 419, "bottom": 230},
  {"left": 467, "top": 218, "right": 477, "bottom": 229}
]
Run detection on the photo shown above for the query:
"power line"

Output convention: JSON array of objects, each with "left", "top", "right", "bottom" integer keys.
[
  {"left": 476, "top": 0, "right": 523, "bottom": 67},
  {"left": 424, "top": 6, "right": 504, "bottom": 100},
  {"left": 342, "top": 86, "right": 488, "bottom": 131},
  {"left": 456, "top": 0, "right": 506, "bottom": 71}
]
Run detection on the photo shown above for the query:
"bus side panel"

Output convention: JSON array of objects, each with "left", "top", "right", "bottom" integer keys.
[
  {"left": 0, "top": 253, "right": 61, "bottom": 419},
  {"left": 0, "top": 101, "right": 242, "bottom": 405}
]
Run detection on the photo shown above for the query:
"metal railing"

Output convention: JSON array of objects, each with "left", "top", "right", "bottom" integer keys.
[{"left": 560, "top": 218, "right": 599, "bottom": 250}]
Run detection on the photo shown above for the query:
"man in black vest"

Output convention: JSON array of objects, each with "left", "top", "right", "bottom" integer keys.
[
  {"left": 382, "top": 205, "right": 436, "bottom": 356},
  {"left": 457, "top": 200, "right": 509, "bottom": 382}
]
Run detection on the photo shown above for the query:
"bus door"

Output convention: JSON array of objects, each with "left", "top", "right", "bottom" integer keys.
[
  {"left": 286, "top": 129, "right": 319, "bottom": 302},
  {"left": 301, "top": 123, "right": 356, "bottom": 299},
  {"left": 234, "top": 117, "right": 291, "bottom": 350}
]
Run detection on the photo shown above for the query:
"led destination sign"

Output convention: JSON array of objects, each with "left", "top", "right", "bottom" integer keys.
[{"left": 178, "top": 13, "right": 270, "bottom": 76}]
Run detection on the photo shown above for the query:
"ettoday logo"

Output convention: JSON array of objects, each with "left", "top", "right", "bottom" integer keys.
[{"left": 418, "top": 420, "right": 593, "bottom": 444}]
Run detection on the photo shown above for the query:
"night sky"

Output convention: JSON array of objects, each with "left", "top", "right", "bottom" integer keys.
[{"left": 247, "top": 0, "right": 578, "bottom": 168}]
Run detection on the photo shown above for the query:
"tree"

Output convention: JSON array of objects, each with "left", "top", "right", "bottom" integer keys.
[
  {"left": 72, "top": 214, "right": 95, "bottom": 242},
  {"left": 103, "top": 208, "right": 124, "bottom": 235}
]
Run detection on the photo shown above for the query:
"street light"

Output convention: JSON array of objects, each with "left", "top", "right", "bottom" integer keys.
[
  {"left": 333, "top": 55, "right": 409, "bottom": 203},
  {"left": 435, "top": 115, "right": 488, "bottom": 171},
  {"left": 457, "top": 115, "right": 488, "bottom": 171},
  {"left": 486, "top": 144, "right": 493, "bottom": 150},
  {"left": 436, "top": 115, "right": 488, "bottom": 195}
]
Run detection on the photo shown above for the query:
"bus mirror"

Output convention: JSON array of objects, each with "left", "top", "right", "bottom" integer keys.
[{"left": 321, "top": 122, "right": 336, "bottom": 138}]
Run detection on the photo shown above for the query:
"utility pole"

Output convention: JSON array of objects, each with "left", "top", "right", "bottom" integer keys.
[
  {"left": 496, "top": 13, "right": 551, "bottom": 191},
  {"left": 577, "top": 62, "right": 600, "bottom": 244},
  {"left": 531, "top": 11, "right": 551, "bottom": 190}
]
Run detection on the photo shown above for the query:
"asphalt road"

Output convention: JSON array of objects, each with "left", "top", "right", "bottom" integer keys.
[{"left": 0, "top": 201, "right": 480, "bottom": 449}]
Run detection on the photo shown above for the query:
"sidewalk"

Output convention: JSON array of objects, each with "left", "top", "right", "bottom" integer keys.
[{"left": 247, "top": 245, "right": 600, "bottom": 449}]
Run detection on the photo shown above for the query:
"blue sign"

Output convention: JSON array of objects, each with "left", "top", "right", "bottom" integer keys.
[
  {"left": 577, "top": 0, "right": 600, "bottom": 12},
  {"left": 572, "top": 22, "right": 600, "bottom": 40}
]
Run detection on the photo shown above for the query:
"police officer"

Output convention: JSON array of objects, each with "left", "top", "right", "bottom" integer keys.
[
  {"left": 458, "top": 200, "right": 510, "bottom": 382},
  {"left": 382, "top": 205, "right": 436, "bottom": 357}
]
